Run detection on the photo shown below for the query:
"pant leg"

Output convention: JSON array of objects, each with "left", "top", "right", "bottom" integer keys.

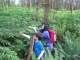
[
  {"left": 45, "top": 43, "right": 53, "bottom": 56},
  {"left": 40, "top": 53, "right": 45, "bottom": 60},
  {"left": 45, "top": 47, "right": 49, "bottom": 56},
  {"left": 40, "top": 57, "right": 44, "bottom": 60}
]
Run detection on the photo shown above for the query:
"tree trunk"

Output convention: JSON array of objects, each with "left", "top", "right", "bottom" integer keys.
[
  {"left": 35, "top": 0, "right": 40, "bottom": 20},
  {"left": 44, "top": 0, "right": 49, "bottom": 26},
  {"left": 52, "top": 0, "right": 54, "bottom": 9},
  {"left": 35, "top": 0, "right": 40, "bottom": 13},
  {"left": 7, "top": 0, "right": 10, "bottom": 6},
  {"left": 27, "top": 38, "right": 34, "bottom": 60},
  {"left": 69, "top": 0, "right": 73, "bottom": 13},
  {"left": 27, "top": 0, "right": 32, "bottom": 8}
]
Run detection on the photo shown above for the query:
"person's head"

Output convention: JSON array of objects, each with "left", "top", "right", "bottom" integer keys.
[
  {"left": 44, "top": 25, "right": 49, "bottom": 30},
  {"left": 38, "top": 24, "right": 44, "bottom": 31}
]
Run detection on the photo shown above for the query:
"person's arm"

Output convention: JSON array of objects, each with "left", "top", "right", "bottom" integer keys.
[
  {"left": 20, "top": 32, "right": 31, "bottom": 39},
  {"left": 54, "top": 32, "right": 56, "bottom": 42},
  {"left": 53, "top": 32, "right": 57, "bottom": 46},
  {"left": 36, "top": 31, "right": 44, "bottom": 39}
]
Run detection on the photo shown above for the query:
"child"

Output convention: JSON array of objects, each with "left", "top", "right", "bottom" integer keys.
[{"left": 33, "top": 35, "right": 45, "bottom": 60}]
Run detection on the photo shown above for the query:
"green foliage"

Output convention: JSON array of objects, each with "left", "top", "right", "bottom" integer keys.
[
  {"left": 0, "top": 7, "right": 37, "bottom": 59},
  {"left": 53, "top": 11, "right": 80, "bottom": 60},
  {"left": 0, "top": 7, "right": 80, "bottom": 60},
  {"left": 0, "top": 47, "right": 20, "bottom": 60}
]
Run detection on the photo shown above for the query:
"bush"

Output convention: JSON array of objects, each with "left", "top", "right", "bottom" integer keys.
[
  {"left": 0, "top": 47, "right": 20, "bottom": 60},
  {"left": 0, "top": 7, "right": 80, "bottom": 60}
]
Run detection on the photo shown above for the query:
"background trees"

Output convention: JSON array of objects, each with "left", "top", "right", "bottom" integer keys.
[{"left": 1, "top": 0, "right": 80, "bottom": 10}]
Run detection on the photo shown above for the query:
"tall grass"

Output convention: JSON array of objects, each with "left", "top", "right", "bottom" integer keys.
[{"left": 0, "top": 7, "right": 80, "bottom": 60}]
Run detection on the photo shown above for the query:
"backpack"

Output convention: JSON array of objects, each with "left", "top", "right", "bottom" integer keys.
[{"left": 48, "top": 29, "right": 56, "bottom": 43}]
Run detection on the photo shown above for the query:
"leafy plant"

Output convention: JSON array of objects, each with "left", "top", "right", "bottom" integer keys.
[{"left": 0, "top": 47, "right": 20, "bottom": 60}]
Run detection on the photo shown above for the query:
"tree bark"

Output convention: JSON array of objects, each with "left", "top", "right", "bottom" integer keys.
[
  {"left": 44, "top": 0, "right": 49, "bottom": 26},
  {"left": 21, "top": 33, "right": 34, "bottom": 60},
  {"left": 27, "top": 36, "right": 34, "bottom": 60},
  {"left": 35, "top": 0, "right": 40, "bottom": 13},
  {"left": 27, "top": 0, "right": 32, "bottom": 8},
  {"left": 69, "top": 0, "right": 73, "bottom": 13}
]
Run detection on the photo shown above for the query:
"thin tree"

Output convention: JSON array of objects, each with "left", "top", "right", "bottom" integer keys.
[
  {"left": 44, "top": 0, "right": 49, "bottom": 26},
  {"left": 35, "top": 0, "right": 40, "bottom": 13},
  {"left": 7, "top": 0, "right": 10, "bottom": 6},
  {"left": 27, "top": 0, "right": 32, "bottom": 8},
  {"left": 69, "top": 0, "right": 73, "bottom": 13},
  {"left": 27, "top": 37, "right": 34, "bottom": 60},
  {"left": 35, "top": 0, "right": 40, "bottom": 20},
  {"left": 20, "top": 33, "right": 34, "bottom": 60}
]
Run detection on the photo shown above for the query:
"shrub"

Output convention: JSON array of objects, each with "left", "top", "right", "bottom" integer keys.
[{"left": 0, "top": 47, "right": 20, "bottom": 60}]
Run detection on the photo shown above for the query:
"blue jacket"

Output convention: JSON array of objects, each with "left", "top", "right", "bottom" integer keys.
[{"left": 33, "top": 40, "right": 44, "bottom": 57}]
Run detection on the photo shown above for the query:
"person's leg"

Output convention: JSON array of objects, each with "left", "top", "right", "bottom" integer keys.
[
  {"left": 40, "top": 57, "right": 43, "bottom": 60},
  {"left": 47, "top": 43, "right": 55, "bottom": 58},
  {"left": 51, "top": 48, "right": 55, "bottom": 57},
  {"left": 45, "top": 47, "right": 49, "bottom": 56},
  {"left": 49, "top": 43, "right": 55, "bottom": 57},
  {"left": 40, "top": 53, "right": 45, "bottom": 60},
  {"left": 45, "top": 45, "right": 52, "bottom": 56}
]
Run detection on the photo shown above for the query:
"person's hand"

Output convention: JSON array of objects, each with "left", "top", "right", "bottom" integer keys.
[{"left": 19, "top": 32, "right": 31, "bottom": 39}]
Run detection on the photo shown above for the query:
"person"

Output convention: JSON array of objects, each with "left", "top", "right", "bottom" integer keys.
[
  {"left": 37, "top": 24, "right": 56, "bottom": 57},
  {"left": 33, "top": 34, "right": 45, "bottom": 60}
]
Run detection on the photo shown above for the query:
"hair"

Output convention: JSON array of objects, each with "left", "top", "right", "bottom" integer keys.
[{"left": 35, "top": 33, "right": 39, "bottom": 38}]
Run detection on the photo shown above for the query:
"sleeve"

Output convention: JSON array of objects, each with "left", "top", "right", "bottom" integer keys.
[{"left": 42, "top": 31, "right": 50, "bottom": 39}]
